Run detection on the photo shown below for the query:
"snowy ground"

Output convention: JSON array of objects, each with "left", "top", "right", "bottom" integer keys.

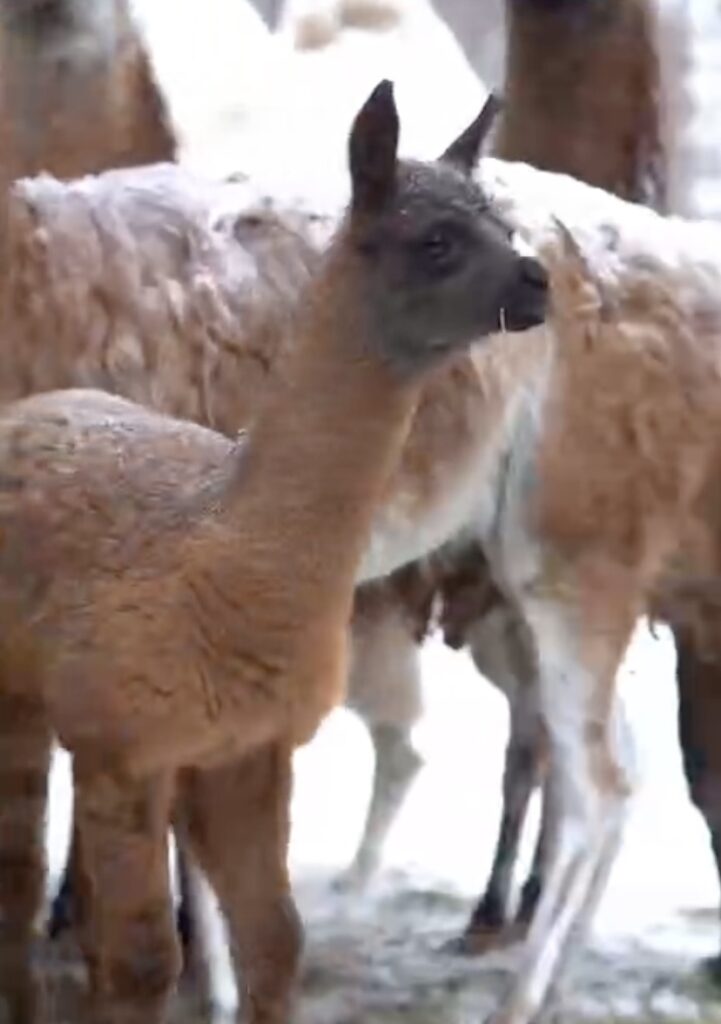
[{"left": 39, "top": 1, "right": 721, "bottom": 1020}]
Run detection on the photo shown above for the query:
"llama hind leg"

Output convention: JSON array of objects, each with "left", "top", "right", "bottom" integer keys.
[
  {"left": 339, "top": 597, "right": 424, "bottom": 890},
  {"left": 177, "top": 743, "right": 302, "bottom": 1024},
  {"left": 0, "top": 690, "right": 51, "bottom": 1024},
  {"left": 337, "top": 721, "right": 422, "bottom": 891},
  {"left": 73, "top": 768, "right": 179, "bottom": 1024}
]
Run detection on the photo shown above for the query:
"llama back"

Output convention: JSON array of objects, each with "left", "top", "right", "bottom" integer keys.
[
  {"left": 0, "top": 164, "right": 331, "bottom": 434},
  {"left": 480, "top": 157, "right": 721, "bottom": 337}
]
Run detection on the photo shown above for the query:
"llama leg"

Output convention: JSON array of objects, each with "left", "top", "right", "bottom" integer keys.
[
  {"left": 488, "top": 593, "right": 636, "bottom": 1024},
  {"left": 173, "top": 839, "right": 214, "bottom": 1013},
  {"left": 48, "top": 824, "right": 80, "bottom": 940},
  {"left": 174, "top": 841, "right": 194, "bottom": 955},
  {"left": 177, "top": 743, "right": 302, "bottom": 1024},
  {"left": 0, "top": 691, "right": 51, "bottom": 1024},
  {"left": 673, "top": 624, "right": 721, "bottom": 983},
  {"left": 73, "top": 768, "right": 179, "bottom": 1024},
  {"left": 338, "top": 722, "right": 422, "bottom": 891},
  {"left": 339, "top": 597, "right": 424, "bottom": 890},
  {"left": 455, "top": 690, "right": 545, "bottom": 954},
  {"left": 515, "top": 774, "right": 555, "bottom": 927},
  {"left": 535, "top": 698, "right": 635, "bottom": 1018}
]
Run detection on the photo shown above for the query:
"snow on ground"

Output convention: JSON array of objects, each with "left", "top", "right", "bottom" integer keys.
[{"left": 41, "top": 1, "right": 721, "bottom": 1020}]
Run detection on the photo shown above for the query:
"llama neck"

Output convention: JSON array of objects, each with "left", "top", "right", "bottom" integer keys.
[{"left": 206, "top": 242, "right": 420, "bottom": 618}]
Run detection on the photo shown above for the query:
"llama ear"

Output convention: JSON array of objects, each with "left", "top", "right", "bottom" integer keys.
[
  {"left": 440, "top": 93, "right": 503, "bottom": 174},
  {"left": 349, "top": 79, "right": 399, "bottom": 214},
  {"left": 553, "top": 217, "right": 588, "bottom": 269},
  {"left": 552, "top": 216, "right": 610, "bottom": 314}
]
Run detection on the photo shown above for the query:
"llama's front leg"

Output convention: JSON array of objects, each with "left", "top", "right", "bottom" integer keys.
[
  {"left": 527, "top": 699, "right": 635, "bottom": 1021},
  {"left": 177, "top": 743, "right": 302, "bottom": 1024},
  {"left": 488, "top": 593, "right": 636, "bottom": 1024},
  {"left": 338, "top": 597, "right": 424, "bottom": 890},
  {"left": 74, "top": 768, "right": 179, "bottom": 1024},
  {"left": 0, "top": 691, "right": 51, "bottom": 1024}
]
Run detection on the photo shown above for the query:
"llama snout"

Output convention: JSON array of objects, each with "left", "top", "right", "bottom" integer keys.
[{"left": 501, "top": 255, "right": 549, "bottom": 332}]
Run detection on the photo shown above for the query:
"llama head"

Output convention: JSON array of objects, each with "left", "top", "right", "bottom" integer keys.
[{"left": 345, "top": 80, "right": 548, "bottom": 374}]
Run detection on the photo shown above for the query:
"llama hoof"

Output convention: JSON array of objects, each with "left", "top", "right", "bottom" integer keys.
[
  {"left": 332, "top": 862, "right": 373, "bottom": 894},
  {"left": 443, "top": 922, "right": 526, "bottom": 958}
]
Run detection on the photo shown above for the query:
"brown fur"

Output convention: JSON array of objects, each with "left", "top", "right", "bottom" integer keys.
[
  {"left": 496, "top": 0, "right": 666, "bottom": 210},
  {"left": 11, "top": 162, "right": 494, "bottom": 938},
  {"left": 0, "top": 167, "right": 324, "bottom": 420},
  {"left": 444, "top": 207, "right": 721, "bottom": 1021},
  {"left": 0, "top": 231, "right": 410, "bottom": 1024},
  {"left": 0, "top": 89, "right": 545, "bottom": 1022},
  {"left": 0, "top": 0, "right": 175, "bottom": 195}
]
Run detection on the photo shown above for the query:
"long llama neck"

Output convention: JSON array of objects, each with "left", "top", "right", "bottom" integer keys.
[{"left": 195, "top": 240, "right": 419, "bottom": 627}]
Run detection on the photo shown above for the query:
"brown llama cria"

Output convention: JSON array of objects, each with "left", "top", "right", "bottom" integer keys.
[
  {"left": 0, "top": 83, "right": 547, "bottom": 1024},
  {"left": 0, "top": 154, "right": 488, "bottom": 953},
  {"left": 0, "top": 0, "right": 175, "bottom": 193}
]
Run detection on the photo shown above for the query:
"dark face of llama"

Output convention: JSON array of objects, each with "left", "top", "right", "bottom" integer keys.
[{"left": 347, "top": 82, "right": 548, "bottom": 373}]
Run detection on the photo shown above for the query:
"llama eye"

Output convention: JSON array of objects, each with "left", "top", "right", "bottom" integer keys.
[
  {"left": 416, "top": 226, "right": 461, "bottom": 270},
  {"left": 422, "top": 229, "right": 452, "bottom": 259}
]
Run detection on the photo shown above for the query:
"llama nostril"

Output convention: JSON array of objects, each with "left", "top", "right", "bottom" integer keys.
[{"left": 519, "top": 257, "right": 548, "bottom": 291}]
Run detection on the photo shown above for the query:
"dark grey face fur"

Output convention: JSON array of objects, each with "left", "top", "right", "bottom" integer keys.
[{"left": 347, "top": 82, "right": 548, "bottom": 374}]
